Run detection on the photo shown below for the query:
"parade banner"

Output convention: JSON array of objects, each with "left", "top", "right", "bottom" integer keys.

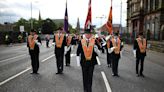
[
  {"left": 106, "top": 0, "right": 113, "bottom": 34},
  {"left": 84, "top": 0, "right": 92, "bottom": 30},
  {"left": 64, "top": 0, "right": 69, "bottom": 33}
]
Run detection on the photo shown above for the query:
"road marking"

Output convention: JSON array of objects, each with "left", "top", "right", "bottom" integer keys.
[
  {"left": 101, "top": 71, "right": 112, "bottom": 92},
  {"left": 0, "top": 55, "right": 54, "bottom": 86},
  {"left": 96, "top": 56, "right": 101, "bottom": 65},
  {"left": 0, "top": 54, "right": 27, "bottom": 63},
  {"left": 41, "top": 54, "right": 54, "bottom": 62}
]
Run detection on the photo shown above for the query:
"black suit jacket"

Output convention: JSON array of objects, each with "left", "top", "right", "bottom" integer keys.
[
  {"left": 133, "top": 39, "right": 147, "bottom": 58},
  {"left": 27, "top": 35, "right": 41, "bottom": 54},
  {"left": 53, "top": 35, "right": 66, "bottom": 56},
  {"left": 76, "top": 38, "right": 100, "bottom": 66},
  {"left": 110, "top": 38, "right": 123, "bottom": 59}
]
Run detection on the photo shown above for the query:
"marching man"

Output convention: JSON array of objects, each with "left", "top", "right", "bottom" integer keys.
[
  {"left": 76, "top": 29, "right": 100, "bottom": 92},
  {"left": 27, "top": 29, "right": 41, "bottom": 74},
  {"left": 133, "top": 32, "right": 147, "bottom": 77},
  {"left": 52, "top": 27, "right": 66, "bottom": 74},
  {"left": 65, "top": 33, "right": 73, "bottom": 66},
  {"left": 108, "top": 31, "right": 123, "bottom": 77}
]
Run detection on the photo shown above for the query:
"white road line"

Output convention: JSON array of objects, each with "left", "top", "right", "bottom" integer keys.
[
  {"left": 41, "top": 54, "right": 54, "bottom": 62},
  {"left": 0, "top": 67, "right": 31, "bottom": 86},
  {"left": 0, "top": 54, "right": 27, "bottom": 63},
  {"left": 0, "top": 55, "right": 54, "bottom": 86},
  {"left": 101, "top": 71, "right": 112, "bottom": 92},
  {"left": 96, "top": 56, "right": 101, "bottom": 65}
]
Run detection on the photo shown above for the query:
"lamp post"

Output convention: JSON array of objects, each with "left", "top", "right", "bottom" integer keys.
[
  {"left": 30, "top": 2, "right": 33, "bottom": 29},
  {"left": 96, "top": 15, "right": 106, "bottom": 28}
]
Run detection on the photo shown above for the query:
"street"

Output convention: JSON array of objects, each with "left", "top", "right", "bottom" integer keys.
[{"left": 0, "top": 41, "right": 164, "bottom": 92}]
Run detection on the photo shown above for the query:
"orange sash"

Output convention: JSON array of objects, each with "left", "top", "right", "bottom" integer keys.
[
  {"left": 28, "top": 35, "right": 38, "bottom": 50},
  {"left": 81, "top": 38, "right": 95, "bottom": 61},
  {"left": 67, "top": 35, "right": 72, "bottom": 46},
  {"left": 136, "top": 38, "right": 146, "bottom": 53},
  {"left": 55, "top": 34, "right": 64, "bottom": 48},
  {"left": 111, "top": 38, "right": 121, "bottom": 54}
]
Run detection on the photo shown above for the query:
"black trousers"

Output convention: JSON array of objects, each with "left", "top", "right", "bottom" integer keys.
[
  {"left": 30, "top": 51, "right": 39, "bottom": 73},
  {"left": 46, "top": 40, "right": 49, "bottom": 47},
  {"left": 112, "top": 55, "right": 119, "bottom": 75},
  {"left": 65, "top": 51, "right": 71, "bottom": 66},
  {"left": 56, "top": 54, "right": 64, "bottom": 73},
  {"left": 107, "top": 53, "right": 112, "bottom": 65},
  {"left": 136, "top": 56, "right": 145, "bottom": 75},
  {"left": 81, "top": 65, "right": 95, "bottom": 92}
]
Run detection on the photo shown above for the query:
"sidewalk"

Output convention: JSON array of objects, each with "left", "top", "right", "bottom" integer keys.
[{"left": 124, "top": 44, "right": 164, "bottom": 67}]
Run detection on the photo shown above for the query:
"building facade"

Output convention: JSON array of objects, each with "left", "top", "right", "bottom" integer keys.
[{"left": 127, "top": 0, "right": 164, "bottom": 41}]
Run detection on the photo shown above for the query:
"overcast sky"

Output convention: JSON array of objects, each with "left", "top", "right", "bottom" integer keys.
[{"left": 0, "top": 0, "right": 127, "bottom": 28}]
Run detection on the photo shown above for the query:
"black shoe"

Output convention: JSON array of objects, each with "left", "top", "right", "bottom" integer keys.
[
  {"left": 56, "top": 72, "right": 60, "bottom": 74},
  {"left": 30, "top": 72, "right": 35, "bottom": 74},
  {"left": 140, "top": 74, "right": 145, "bottom": 77},
  {"left": 136, "top": 74, "right": 140, "bottom": 77},
  {"left": 115, "top": 74, "right": 119, "bottom": 77}
]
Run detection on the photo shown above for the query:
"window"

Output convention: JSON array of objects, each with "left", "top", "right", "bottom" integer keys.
[
  {"left": 148, "top": 0, "right": 150, "bottom": 12},
  {"left": 159, "top": 0, "right": 161, "bottom": 8},
  {"left": 153, "top": 0, "right": 155, "bottom": 10}
]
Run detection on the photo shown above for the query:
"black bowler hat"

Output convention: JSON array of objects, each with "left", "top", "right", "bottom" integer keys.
[
  {"left": 114, "top": 32, "right": 119, "bottom": 36},
  {"left": 30, "top": 29, "right": 36, "bottom": 32},
  {"left": 139, "top": 32, "right": 143, "bottom": 36},
  {"left": 85, "top": 29, "right": 92, "bottom": 34}
]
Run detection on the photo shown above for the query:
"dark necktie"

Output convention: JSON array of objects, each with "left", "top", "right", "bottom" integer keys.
[{"left": 87, "top": 40, "right": 89, "bottom": 46}]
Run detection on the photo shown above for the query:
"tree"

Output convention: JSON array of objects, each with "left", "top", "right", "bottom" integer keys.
[{"left": 42, "top": 18, "right": 57, "bottom": 34}]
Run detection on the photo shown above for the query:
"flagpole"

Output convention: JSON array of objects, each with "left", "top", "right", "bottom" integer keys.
[{"left": 120, "top": 0, "right": 122, "bottom": 35}]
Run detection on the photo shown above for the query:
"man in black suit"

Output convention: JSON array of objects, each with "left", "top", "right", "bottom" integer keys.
[
  {"left": 27, "top": 29, "right": 41, "bottom": 74},
  {"left": 65, "top": 33, "right": 73, "bottom": 66},
  {"left": 133, "top": 32, "right": 147, "bottom": 77},
  {"left": 53, "top": 27, "right": 66, "bottom": 74},
  {"left": 76, "top": 29, "right": 100, "bottom": 92},
  {"left": 108, "top": 32, "right": 123, "bottom": 77}
]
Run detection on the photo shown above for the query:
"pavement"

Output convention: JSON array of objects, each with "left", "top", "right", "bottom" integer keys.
[{"left": 0, "top": 41, "right": 164, "bottom": 92}]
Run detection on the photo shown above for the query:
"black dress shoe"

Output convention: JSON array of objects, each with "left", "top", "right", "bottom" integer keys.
[
  {"left": 137, "top": 74, "right": 140, "bottom": 77},
  {"left": 56, "top": 72, "right": 60, "bottom": 74},
  {"left": 140, "top": 74, "right": 145, "bottom": 77}
]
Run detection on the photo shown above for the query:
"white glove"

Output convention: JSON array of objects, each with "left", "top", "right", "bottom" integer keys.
[
  {"left": 64, "top": 51, "right": 67, "bottom": 55},
  {"left": 34, "top": 40, "right": 41, "bottom": 46},
  {"left": 133, "top": 50, "right": 136, "bottom": 58},
  {"left": 76, "top": 56, "right": 80, "bottom": 67},
  {"left": 102, "top": 42, "right": 106, "bottom": 46},
  {"left": 121, "top": 42, "right": 124, "bottom": 46},
  {"left": 108, "top": 47, "right": 116, "bottom": 53},
  {"left": 94, "top": 45, "right": 100, "bottom": 56},
  {"left": 52, "top": 42, "right": 55, "bottom": 46},
  {"left": 105, "top": 35, "right": 111, "bottom": 41},
  {"left": 67, "top": 45, "right": 71, "bottom": 51}
]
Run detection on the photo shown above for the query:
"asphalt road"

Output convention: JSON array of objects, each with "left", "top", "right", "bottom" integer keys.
[{"left": 0, "top": 41, "right": 164, "bottom": 92}]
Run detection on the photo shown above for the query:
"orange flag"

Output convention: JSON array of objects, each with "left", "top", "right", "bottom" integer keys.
[{"left": 106, "top": 2, "right": 112, "bottom": 34}]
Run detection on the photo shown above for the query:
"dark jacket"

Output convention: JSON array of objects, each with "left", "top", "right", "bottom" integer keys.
[
  {"left": 27, "top": 35, "right": 41, "bottom": 54},
  {"left": 76, "top": 38, "right": 100, "bottom": 66},
  {"left": 133, "top": 39, "right": 147, "bottom": 58},
  {"left": 109, "top": 38, "right": 123, "bottom": 59},
  {"left": 53, "top": 34, "right": 66, "bottom": 56}
]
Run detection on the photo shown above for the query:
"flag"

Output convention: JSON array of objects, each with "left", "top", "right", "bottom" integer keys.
[
  {"left": 84, "top": 0, "right": 92, "bottom": 30},
  {"left": 106, "top": 0, "right": 112, "bottom": 34},
  {"left": 64, "top": 0, "right": 69, "bottom": 33}
]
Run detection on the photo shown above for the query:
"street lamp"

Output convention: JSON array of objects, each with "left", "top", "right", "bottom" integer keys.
[
  {"left": 96, "top": 15, "right": 106, "bottom": 28},
  {"left": 30, "top": 1, "right": 39, "bottom": 29}
]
